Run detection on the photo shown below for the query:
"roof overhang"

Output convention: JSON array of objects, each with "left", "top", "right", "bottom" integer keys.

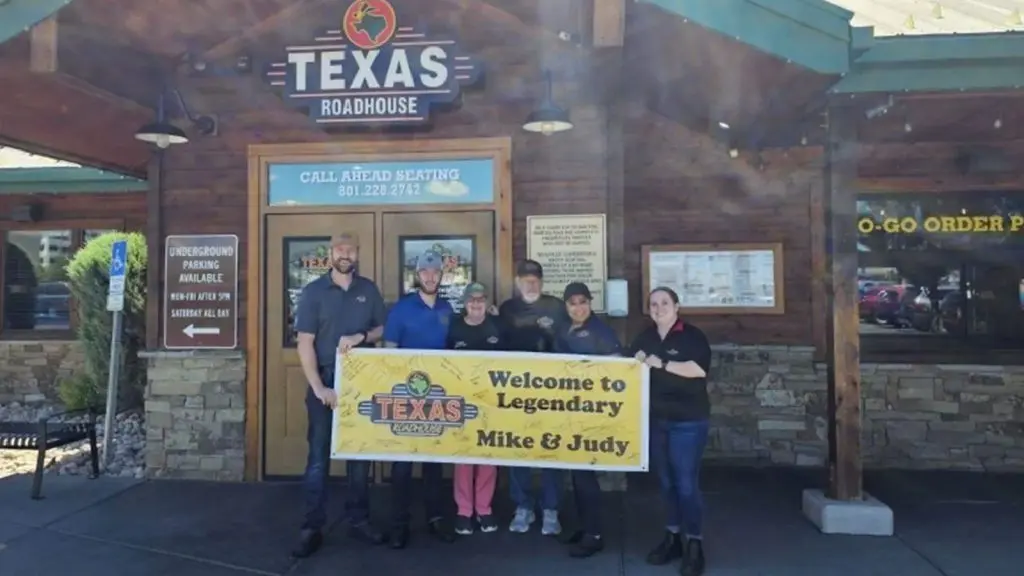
[
  {"left": 639, "top": 0, "right": 854, "bottom": 74},
  {"left": 0, "top": 166, "right": 146, "bottom": 193},
  {"left": 0, "top": 0, "right": 73, "bottom": 45},
  {"left": 639, "top": 0, "right": 1024, "bottom": 95}
]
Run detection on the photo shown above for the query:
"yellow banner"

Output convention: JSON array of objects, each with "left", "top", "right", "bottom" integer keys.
[{"left": 330, "top": 349, "right": 649, "bottom": 471}]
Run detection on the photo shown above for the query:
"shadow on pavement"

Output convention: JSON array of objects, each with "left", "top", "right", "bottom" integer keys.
[{"left": 0, "top": 467, "right": 1022, "bottom": 575}]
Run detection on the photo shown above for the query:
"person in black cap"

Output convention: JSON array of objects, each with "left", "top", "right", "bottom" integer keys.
[
  {"left": 553, "top": 281, "right": 623, "bottom": 558},
  {"left": 499, "top": 259, "right": 568, "bottom": 536}
]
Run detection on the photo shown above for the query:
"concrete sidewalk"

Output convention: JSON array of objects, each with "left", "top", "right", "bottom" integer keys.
[{"left": 0, "top": 467, "right": 1021, "bottom": 575}]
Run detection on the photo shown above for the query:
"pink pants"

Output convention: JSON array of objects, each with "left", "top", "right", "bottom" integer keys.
[{"left": 453, "top": 464, "right": 497, "bottom": 517}]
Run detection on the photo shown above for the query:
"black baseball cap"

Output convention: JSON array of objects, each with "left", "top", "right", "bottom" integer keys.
[
  {"left": 563, "top": 282, "right": 592, "bottom": 301},
  {"left": 516, "top": 259, "right": 543, "bottom": 279}
]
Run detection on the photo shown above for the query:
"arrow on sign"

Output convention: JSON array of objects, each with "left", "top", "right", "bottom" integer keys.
[{"left": 183, "top": 324, "right": 221, "bottom": 338}]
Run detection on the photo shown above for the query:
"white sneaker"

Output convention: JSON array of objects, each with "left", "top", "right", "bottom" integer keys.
[
  {"left": 541, "top": 509, "right": 561, "bottom": 536},
  {"left": 508, "top": 507, "right": 535, "bottom": 533}
]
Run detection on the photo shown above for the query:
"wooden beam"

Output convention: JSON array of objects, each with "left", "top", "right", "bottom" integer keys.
[
  {"left": 145, "top": 151, "right": 163, "bottom": 350},
  {"left": 593, "top": 0, "right": 625, "bottom": 47},
  {"left": 856, "top": 174, "right": 1024, "bottom": 193},
  {"left": 29, "top": 15, "right": 58, "bottom": 73},
  {"left": 824, "top": 106, "right": 863, "bottom": 501}
]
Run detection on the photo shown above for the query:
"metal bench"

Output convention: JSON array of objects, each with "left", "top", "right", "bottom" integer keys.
[{"left": 0, "top": 408, "right": 100, "bottom": 499}]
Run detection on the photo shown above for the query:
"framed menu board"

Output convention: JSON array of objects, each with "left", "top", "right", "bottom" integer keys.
[{"left": 641, "top": 243, "right": 784, "bottom": 315}]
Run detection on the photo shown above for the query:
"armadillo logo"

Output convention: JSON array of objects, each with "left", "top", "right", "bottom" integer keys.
[
  {"left": 265, "top": 0, "right": 482, "bottom": 125},
  {"left": 342, "top": 0, "right": 397, "bottom": 50}
]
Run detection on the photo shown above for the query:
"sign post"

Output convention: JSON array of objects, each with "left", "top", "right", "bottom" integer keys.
[
  {"left": 163, "top": 235, "right": 239, "bottom": 350},
  {"left": 102, "top": 239, "right": 128, "bottom": 466}
]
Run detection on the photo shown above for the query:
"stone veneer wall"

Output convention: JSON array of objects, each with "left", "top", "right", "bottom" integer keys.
[
  {"left": 138, "top": 345, "right": 1024, "bottom": 481},
  {"left": 141, "top": 350, "right": 246, "bottom": 480},
  {"left": 707, "top": 345, "right": 1024, "bottom": 472},
  {"left": 0, "top": 341, "right": 85, "bottom": 403}
]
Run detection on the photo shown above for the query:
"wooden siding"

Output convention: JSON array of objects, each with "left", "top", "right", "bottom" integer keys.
[
  {"left": 157, "top": 15, "right": 612, "bottom": 348},
  {"left": 0, "top": 191, "right": 145, "bottom": 230},
  {"left": 622, "top": 105, "right": 823, "bottom": 346}
]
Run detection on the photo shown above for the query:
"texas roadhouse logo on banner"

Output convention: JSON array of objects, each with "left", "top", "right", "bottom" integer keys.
[{"left": 265, "top": 0, "right": 482, "bottom": 124}]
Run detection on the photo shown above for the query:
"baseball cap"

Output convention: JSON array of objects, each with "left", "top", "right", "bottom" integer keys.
[
  {"left": 462, "top": 282, "right": 487, "bottom": 303},
  {"left": 416, "top": 250, "right": 443, "bottom": 272},
  {"left": 563, "top": 282, "right": 592, "bottom": 301},
  {"left": 516, "top": 259, "right": 543, "bottom": 279},
  {"left": 330, "top": 233, "right": 359, "bottom": 248}
]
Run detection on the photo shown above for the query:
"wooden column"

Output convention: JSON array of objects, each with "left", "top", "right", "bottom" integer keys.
[
  {"left": 824, "top": 106, "right": 863, "bottom": 501},
  {"left": 145, "top": 150, "right": 164, "bottom": 350}
]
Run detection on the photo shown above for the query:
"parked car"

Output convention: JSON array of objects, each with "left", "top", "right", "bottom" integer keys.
[
  {"left": 870, "top": 285, "right": 909, "bottom": 325},
  {"left": 860, "top": 285, "right": 904, "bottom": 324}
]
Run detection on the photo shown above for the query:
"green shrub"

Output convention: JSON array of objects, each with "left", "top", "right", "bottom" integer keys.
[{"left": 61, "top": 232, "right": 148, "bottom": 410}]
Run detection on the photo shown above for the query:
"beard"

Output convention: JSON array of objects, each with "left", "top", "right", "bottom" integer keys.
[
  {"left": 520, "top": 292, "right": 540, "bottom": 304},
  {"left": 419, "top": 283, "right": 440, "bottom": 295},
  {"left": 333, "top": 259, "right": 355, "bottom": 274}
]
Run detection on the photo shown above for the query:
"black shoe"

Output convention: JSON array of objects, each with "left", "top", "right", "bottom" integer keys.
[
  {"left": 348, "top": 522, "right": 385, "bottom": 545},
  {"left": 477, "top": 514, "right": 498, "bottom": 533},
  {"left": 290, "top": 529, "right": 323, "bottom": 558},
  {"left": 558, "top": 529, "right": 584, "bottom": 545},
  {"left": 454, "top": 515, "right": 474, "bottom": 536},
  {"left": 679, "top": 538, "right": 706, "bottom": 576},
  {"left": 646, "top": 531, "right": 683, "bottom": 565},
  {"left": 428, "top": 518, "right": 456, "bottom": 543},
  {"left": 569, "top": 534, "right": 604, "bottom": 558},
  {"left": 388, "top": 526, "right": 409, "bottom": 550}
]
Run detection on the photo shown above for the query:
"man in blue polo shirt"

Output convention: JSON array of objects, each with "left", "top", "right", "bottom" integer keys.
[
  {"left": 292, "top": 233, "right": 387, "bottom": 559},
  {"left": 555, "top": 281, "right": 622, "bottom": 559},
  {"left": 382, "top": 250, "right": 456, "bottom": 548}
]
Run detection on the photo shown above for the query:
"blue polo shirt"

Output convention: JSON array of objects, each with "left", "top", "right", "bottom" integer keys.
[
  {"left": 555, "top": 315, "right": 622, "bottom": 357},
  {"left": 383, "top": 292, "right": 453, "bottom": 350}
]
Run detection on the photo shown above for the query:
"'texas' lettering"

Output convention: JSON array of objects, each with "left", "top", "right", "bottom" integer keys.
[
  {"left": 265, "top": 0, "right": 482, "bottom": 125},
  {"left": 357, "top": 371, "right": 479, "bottom": 437}
]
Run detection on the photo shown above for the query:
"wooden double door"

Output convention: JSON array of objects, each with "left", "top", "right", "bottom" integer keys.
[{"left": 263, "top": 211, "right": 496, "bottom": 477}]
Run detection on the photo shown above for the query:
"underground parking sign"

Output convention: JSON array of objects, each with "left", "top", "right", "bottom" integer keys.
[
  {"left": 163, "top": 235, "right": 238, "bottom": 349},
  {"left": 263, "top": 0, "right": 482, "bottom": 125}
]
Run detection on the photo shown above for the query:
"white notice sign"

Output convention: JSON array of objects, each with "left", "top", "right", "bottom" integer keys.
[
  {"left": 527, "top": 214, "right": 608, "bottom": 312},
  {"left": 648, "top": 249, "right": 778, "bottom": 309}
]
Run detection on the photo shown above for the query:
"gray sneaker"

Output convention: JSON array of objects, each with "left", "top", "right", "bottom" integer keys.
[
  {"left": 508, "top": 507, "right": 535, "bottom": 533},
  {"left": 541, "top": 509, "right": 561, "bottom": 536}
]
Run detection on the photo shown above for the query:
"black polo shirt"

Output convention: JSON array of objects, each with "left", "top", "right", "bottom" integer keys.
[
  {"left": 555, "top": 315, "right": 622, "bottom": 357},
  {"left": 446, "top": 314, "right": 504, "bottom": 351},
  {"left": 295, "top": 273, "right": 385, "bottom": 370},
  {"left": 630, "top": 319, "right": 711, "bottom": 422},
  {"left": 498, "top": 295, "right": 567, "bottom": 353}
]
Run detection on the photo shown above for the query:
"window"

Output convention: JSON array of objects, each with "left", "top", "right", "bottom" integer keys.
[
  {"left": 282, "top": 237, "right": 332, "bottom": 347},
  {"left": 2, "top": 227, "right": 117, "bottom": 337},
  {"left": 399, "top": 235, "right": 476, "bottom": 312},
  {"left": 857, "top": 192, "right": 1024, "bottom": 359}
]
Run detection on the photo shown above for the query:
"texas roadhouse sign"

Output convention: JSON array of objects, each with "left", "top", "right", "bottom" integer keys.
[{"left": 265, "top": 0, "right": 482, "bottom": 124}]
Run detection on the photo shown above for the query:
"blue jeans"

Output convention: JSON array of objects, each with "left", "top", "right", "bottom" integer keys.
[
  {"left": 650, "top": 419, "right": 709, "bottom": 538},
  {"left": 508, "top": 467, "right": 562, "bottom": 511},
  {"left": 302, "top": 381, "right": 372, "bottom": 531}
]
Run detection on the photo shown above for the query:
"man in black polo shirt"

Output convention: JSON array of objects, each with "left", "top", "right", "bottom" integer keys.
[
  {"left": 291, "top": 232, "right": 387, "bottom": 559},
  {"left": 499, "top": 259, "right": 568, "bottom": 536}
]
